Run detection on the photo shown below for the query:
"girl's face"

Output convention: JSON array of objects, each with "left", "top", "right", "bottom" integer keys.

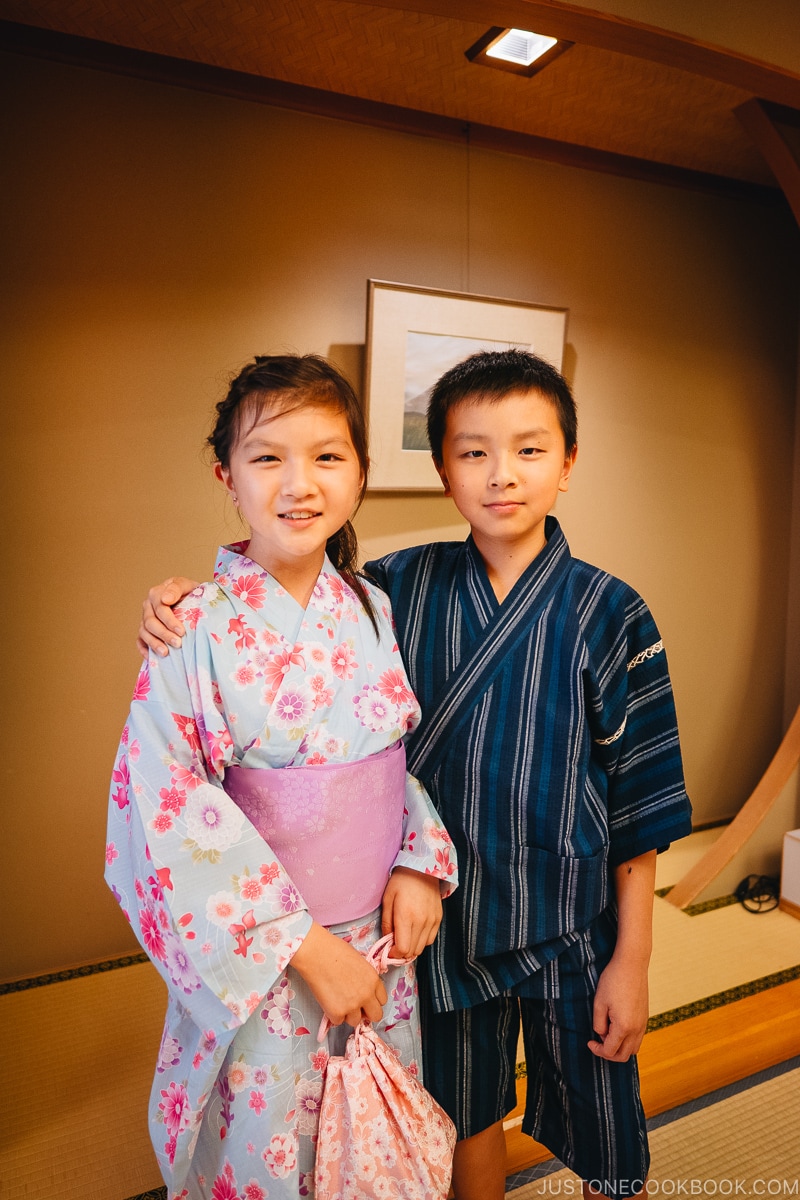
[{"left": 216, "top": 401, "right": 364, "bottom": 579}]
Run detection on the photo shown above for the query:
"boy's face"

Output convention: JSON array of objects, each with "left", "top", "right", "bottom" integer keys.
[{"left": 435, "top": 388, "right": 576, "bottom": 561}]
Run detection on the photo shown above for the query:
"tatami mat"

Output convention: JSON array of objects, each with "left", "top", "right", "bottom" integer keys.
[
  {"left": 506, "top": 1066, "right": 800, "bottom": 1198},
  {"left": 3, "top": 830, "right": 799, "bottom": 1199},
  {"left": 0, "top": 962, "right": 165, "bottom": 1199}
]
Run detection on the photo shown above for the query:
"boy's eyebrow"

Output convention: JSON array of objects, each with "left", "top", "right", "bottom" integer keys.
[{"left": 449, "top": 426, "right": 554, "bottom": 443}]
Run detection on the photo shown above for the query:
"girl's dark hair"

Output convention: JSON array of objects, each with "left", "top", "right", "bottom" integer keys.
[
  {"left": 427, "top": 348, "right": 578, "bottom": 463},
  {"left": 209, "top": 354, "right": 377, "bottom": 631}
]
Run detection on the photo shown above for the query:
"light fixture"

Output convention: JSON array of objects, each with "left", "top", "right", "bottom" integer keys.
[{"left": 465, "top": 26, "right": 572, "bottom": 77}]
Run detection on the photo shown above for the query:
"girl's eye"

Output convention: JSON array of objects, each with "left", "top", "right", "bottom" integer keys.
[
  {"left": 255, "top": 454, "right": 279, "bottom": 463},
  {"left": 318, "top": 453, "right": 344, "bottom": 463}
]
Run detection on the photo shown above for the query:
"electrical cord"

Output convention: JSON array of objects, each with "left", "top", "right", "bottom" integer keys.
[{"left": 734, "top": 874, "right": 779, "bottom": 913}]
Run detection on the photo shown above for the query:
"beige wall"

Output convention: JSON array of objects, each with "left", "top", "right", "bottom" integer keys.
[{"left": 2, "top": 50, "right": 798, "bottom": 981}]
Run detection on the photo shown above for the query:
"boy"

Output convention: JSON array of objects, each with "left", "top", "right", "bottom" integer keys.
[{"left": 139, "top": 350, "right": 692, "bottom": 1199}]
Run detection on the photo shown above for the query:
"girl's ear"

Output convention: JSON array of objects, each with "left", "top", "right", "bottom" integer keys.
[
  {"left": 433, "top": 458, "right": 451, "bottom": 497},
  {"left": 215, "top": 462, "right": 238, "bottom": 504}
]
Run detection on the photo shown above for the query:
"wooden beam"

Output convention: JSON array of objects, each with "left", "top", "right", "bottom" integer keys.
[
  {"left": 0, "top": 21, "right": 781, "bottom": 206},
  {"left": 666, "top": 707, "right": 800, "bottom": 910},
  {"left": 344, "top": 0, "right": 800, "bottom": 109},
  {"left": 735, "top": 99, "right": 800, "bottom": 225}
]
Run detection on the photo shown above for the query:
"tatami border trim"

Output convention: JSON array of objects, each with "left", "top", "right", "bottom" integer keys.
[{"left": 0, "top": 952, "right": 149, "bottom": 996}]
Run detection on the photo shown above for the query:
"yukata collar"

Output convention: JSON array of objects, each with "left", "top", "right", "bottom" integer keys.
[
  {"left": 461, "top": 515, "right": 570, "bottom": 623},
  {"left": 213, "top": 541, "right": 337, "bottom": 587}
]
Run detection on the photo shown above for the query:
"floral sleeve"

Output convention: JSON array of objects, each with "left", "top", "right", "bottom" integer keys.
[
  {"left": 105, "top": 646, "right": 313, "bottom": 1041},
  {"left": 391, "top": 773, "right": 458, "bottom": 897}
]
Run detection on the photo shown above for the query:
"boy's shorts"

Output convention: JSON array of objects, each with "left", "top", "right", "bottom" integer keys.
[{"left": 420, "top": 913, "right": 650, "bottom": 1197}]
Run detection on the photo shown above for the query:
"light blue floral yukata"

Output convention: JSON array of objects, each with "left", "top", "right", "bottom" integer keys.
[{"left": 105, "top": 545, "right": 456, "bottom": 1200}]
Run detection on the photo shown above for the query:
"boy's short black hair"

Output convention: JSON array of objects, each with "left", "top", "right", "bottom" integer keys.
[{"left": 427, "top": 348, "right": 577, "bottom": 463}]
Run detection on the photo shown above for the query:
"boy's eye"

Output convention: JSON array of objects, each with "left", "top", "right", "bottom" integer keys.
[
  {"left": 520, "top": 447, "right": 542, "bottom": 456},
  {"left": 463, "top": 449, "right": 485, "bottom": 459}
]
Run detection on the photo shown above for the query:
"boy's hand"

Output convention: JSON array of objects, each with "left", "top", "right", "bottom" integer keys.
[
  {"left": 381, "top": 867, "right": 443, "bottom": 958},
  {"left": 137, "top": 577, "right": 198, "bottom": 658},
  {"left": 291, "top": 922, "right": 388, "bottom": 1028},
  {"left": 587, "top": 953, "right": 650, "bottom": 1062}
]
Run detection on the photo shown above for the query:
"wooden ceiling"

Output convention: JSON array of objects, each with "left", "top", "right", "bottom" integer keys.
[{"left": 2, "top": 0, "right": 800, "bottom": 200}]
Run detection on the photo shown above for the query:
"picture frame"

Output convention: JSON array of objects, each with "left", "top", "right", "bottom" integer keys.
[{"left": 364, "top": 279, "right": 568, "bottom": 491}]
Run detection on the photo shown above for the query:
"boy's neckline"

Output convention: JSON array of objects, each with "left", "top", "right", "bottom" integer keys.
[{"left": 469, "top": 516, "right": 558, "bottom": 605}]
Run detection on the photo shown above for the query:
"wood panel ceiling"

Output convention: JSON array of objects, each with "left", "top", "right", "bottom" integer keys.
[{"left": 2, "top": 0, "right": 799, "bottom": 196}]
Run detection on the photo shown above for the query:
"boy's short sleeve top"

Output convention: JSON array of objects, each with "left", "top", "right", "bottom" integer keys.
[{"left": 366, "top": 517, "right": 692, "bottom": 1012}]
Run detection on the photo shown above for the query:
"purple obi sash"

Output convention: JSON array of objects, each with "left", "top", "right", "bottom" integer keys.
[{"left": 222, "top": 741, "right": 407, "bottom": 926}]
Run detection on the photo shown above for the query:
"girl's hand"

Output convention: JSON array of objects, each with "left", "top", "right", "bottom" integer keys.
[
  {"left": 290, "top": 922, "right": 387, "bottom": 1028},
  {"left": 137, "top": 576, "right": 199, "bottom": 658},
  {"left": 381, "top": 867, "right": 443, "bottom": 958}
]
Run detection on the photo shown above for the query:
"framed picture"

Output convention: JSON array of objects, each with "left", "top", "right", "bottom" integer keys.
[{"left": 364, "top": 280, "right": 568, "bottom": 490}]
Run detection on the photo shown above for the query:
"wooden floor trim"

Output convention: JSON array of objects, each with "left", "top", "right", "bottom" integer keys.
[{"left": 504, "top": 977, "right": 800, "bottom": 1174}]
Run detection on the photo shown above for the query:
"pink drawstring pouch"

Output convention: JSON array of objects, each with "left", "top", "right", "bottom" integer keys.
[{"left": 314, "top": 936, "right": 457, "bottom": 1200}]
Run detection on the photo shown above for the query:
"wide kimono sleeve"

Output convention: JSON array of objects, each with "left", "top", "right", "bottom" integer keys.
[
  {"left": 584, "top": 580, "right": 693, "bottom": 865},
  {"left": 104, "top": 641, "right": 314, "bottom": 1043},
  {"left": 392, "top": 772, "right": 458, "bottom": 897}
]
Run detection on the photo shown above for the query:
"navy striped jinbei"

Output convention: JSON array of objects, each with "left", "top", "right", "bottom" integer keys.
[{"left": 366, "top": 516, "right": 692, "bottom": 1014}]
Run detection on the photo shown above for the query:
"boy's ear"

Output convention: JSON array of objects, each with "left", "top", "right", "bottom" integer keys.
[
  {"left": 433, "top": 457, "right": 451, "bottom": 496},
  {"left": 559, "top": 445, "right": 578, "bottom": 493}
]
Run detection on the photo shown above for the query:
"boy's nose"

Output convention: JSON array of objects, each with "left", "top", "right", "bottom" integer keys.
[{"left": 488, "top": 455, "right": 518, "bottom": 488}]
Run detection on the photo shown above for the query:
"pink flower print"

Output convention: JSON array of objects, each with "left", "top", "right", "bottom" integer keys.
[
  {"left": 128, "top": 738, "right": 141, "bottom": 761},
  {"left": 308, "top": 674, "right": 334, "bottom": 711},
  {"left": 261, "top": 978, "right": 295, "bottom": 1038},
  {"left": 353, "top": 686, "right": 398, "bottom": 733},
  {"left": 243, "top": 1183, "right": 267, "bottom": 1200},
  {"left": 231, "top": 663, "right": 257, "bottom": 690},
  {"left": 377, "top": 667, "right": 414, "bottom": 708},
  {"left": 273, "top": 688, "right": 312, "bottom": 729},
  {"left": 227, "top": 1058, "right": 251, "bottom": 1094},
  {"left": 172, "top": 713, "right": 202, "bottom": 752},
  {"left": 262, "top": 646, "right": 306, "bottom": 696},
  {"left": 248, "top": 1090, "right": 267, "bottom": 1116},
  {"left": 170, "top": 763, "right": 203, "bottom": 791},
  {"left": 201, "top": 1029, "right": 218, "bottom": 1054},
  {"left": 166, "top": 940, "right": 201, "bottom": 994},
  {"left": 207, "top": 892, "right": 242, "bottom": 929},
  {"left": 294, "top": 1077, "right": 322, "bottom": 1135},
  {"left": 305, "top": 752, "right": 328, "bottom": 765},
  {"left": 278, "top": 882, "right": 302, "bottom": 914},
  {"left": 158, "top": 1081, "right": 191, "bottom": 1137},
  {"left": 158, "top": 786, "right": 186, "bottom": 814},
  {"left": 231, "top": 573, "right": 268, "bottom": 610},
  {"left": 260, "top": 861, "right": 281, "bottom": 885},
  {"left": 310, "top": 1047, "right": 329, "bottom": 1073},
  {"left": 262, "top": 1132, "right": 297, "bottom": 1179},
  {"left": 105, "top": 842, "right": 119, "bottom": 866},
  {"left": 299, "top": 1170, "right": 313, "bottom": 1197},
  {"left": 330, "top": 641, "right": 357, "bottom": 679},
  {"left": 164, "top": 1135, "right": 177, "bottom": 1166},
  {"left": 140, "top": 906, "right": 166, "bottom": 960},
  {"left": 132, "top": 662, "right": 151, "bottom": 701},
  {"left": 244, "top": 991, "right": 262, "bottom": 1016},
  {"left": 210, "top": 1162, "right": 240, "bottom": 1200},
  {"left": 238, "top": 873, "right": 264, "bottom": 903},
  {"left": 175, "top": 605, "right": 204, "bottom": 630},
  {"left": 148, "top": 810, "right": 173, "bottom": 836}
]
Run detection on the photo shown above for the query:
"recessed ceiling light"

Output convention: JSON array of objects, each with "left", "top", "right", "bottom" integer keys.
[
  {"left": 486, "top": 29, "right": 557, "bottom": 67},
  {"left": 465, "top": 26, "right": 572, "bottom": 77}
]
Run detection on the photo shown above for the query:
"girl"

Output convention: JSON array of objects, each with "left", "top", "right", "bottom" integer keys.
[{"left": 105, "top": 355, "right": 457, "bottom": 1199}]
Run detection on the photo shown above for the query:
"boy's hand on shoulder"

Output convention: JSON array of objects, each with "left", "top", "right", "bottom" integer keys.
[
  {"left": 587, "top": 953, "right": 649, "bottom": 1062},
  {"left": 381, "top": 867, "right": 443, "bottom": 959},
  {"left": 137, "top": 576, "right": 199, "bottom": 658}
]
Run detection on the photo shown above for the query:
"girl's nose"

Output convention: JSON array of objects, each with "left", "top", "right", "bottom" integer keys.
[{"left": 282, "top": 460, "right": 316, "bottom": 497}]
